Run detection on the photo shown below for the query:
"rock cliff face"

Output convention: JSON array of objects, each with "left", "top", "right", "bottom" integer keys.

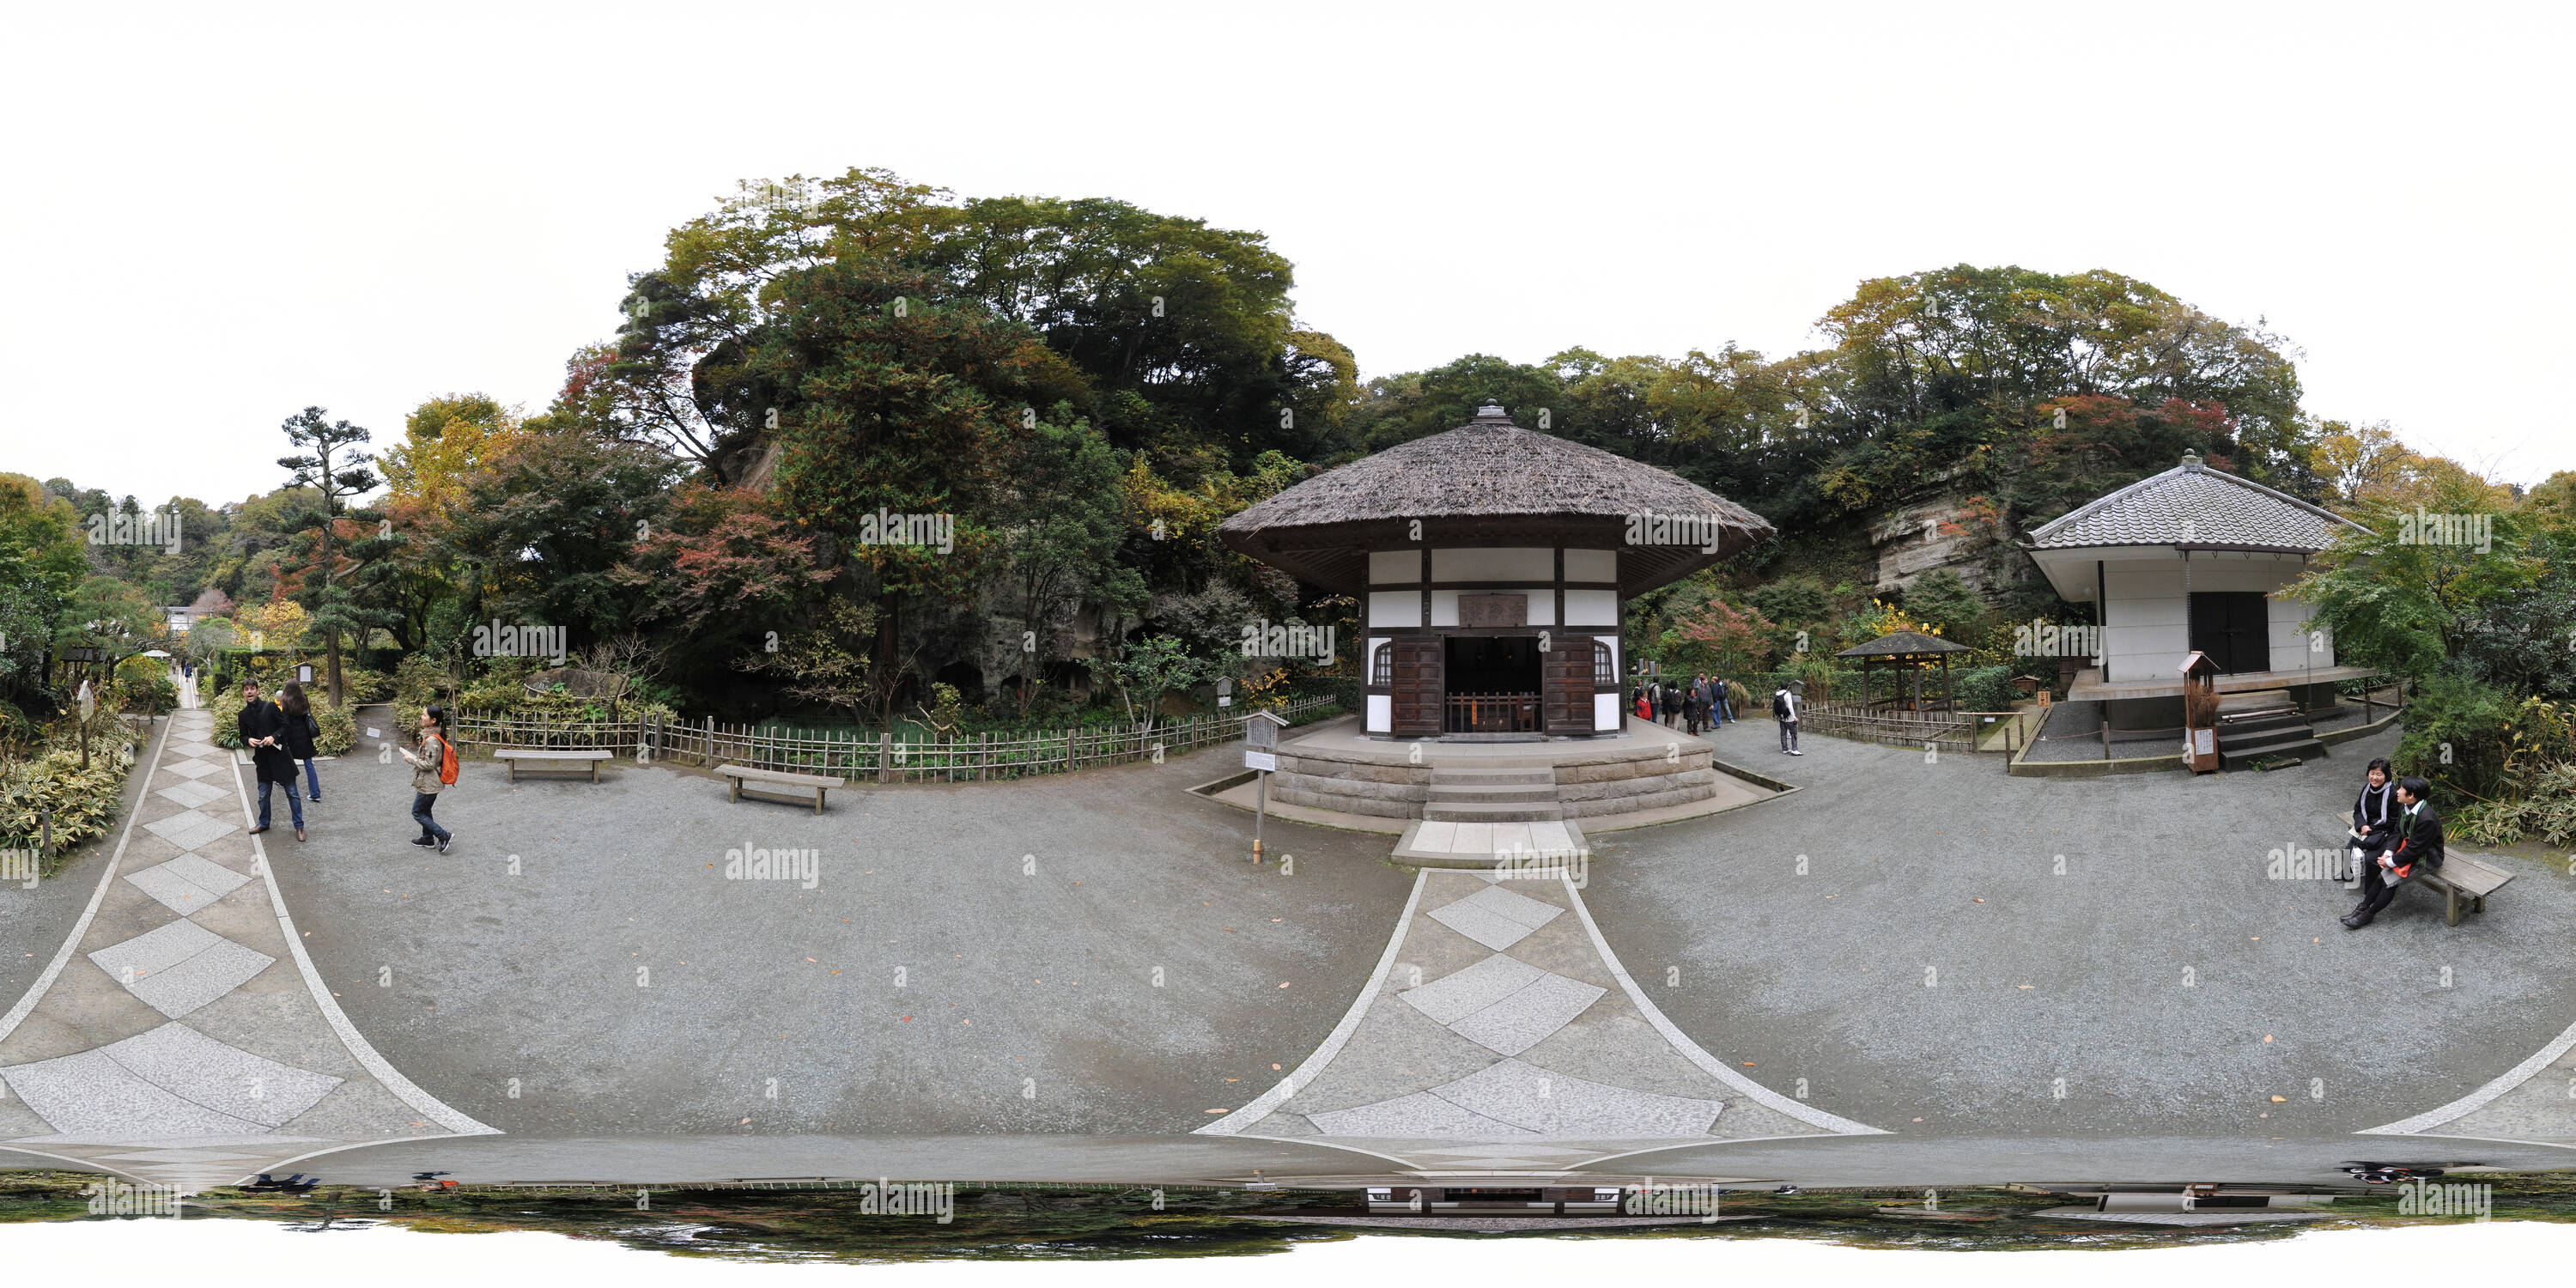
[{"left": 1865, "top": 477, "right": 2030, "bottom": 600}]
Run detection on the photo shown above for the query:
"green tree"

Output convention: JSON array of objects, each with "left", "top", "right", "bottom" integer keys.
[
  {"left": 2288, "top": 477, "right": 2537, "bottom": 679},
  {"left": 275, "top": 407, "right": 386, "bottom": 704},
  {"left": 1000, "top": 409, "right": 1146, "bottom": 717}
]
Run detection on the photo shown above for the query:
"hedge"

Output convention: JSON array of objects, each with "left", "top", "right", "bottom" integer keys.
[{"left": 0, "top": 724, "right": 142, "bottom": 866}]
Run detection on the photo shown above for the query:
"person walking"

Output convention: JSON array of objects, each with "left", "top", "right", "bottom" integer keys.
[
  {"left": 1710, "top": 675, "right": 1735, "bottom": 726},
  {"left": 1772, "top": 682, "right": 1803, "bottom": 755},
  {"left": 2343, "top": 776, "right": 2441, "bottom": 929},
  {"left": 401, "top": 704, "right": 457, "bottom": 854},
  {"left": 2345, "top": 757, "right": 2398, "bottom": 890},
  {"left": 279, "top": 680, "right": 324, "bottom": 805},
  {"left": 1658, "top": 680, "right": 1680, "bottom": 728},
  {"left": 237, "top": 680, "right": 305, "bottom": 841}
]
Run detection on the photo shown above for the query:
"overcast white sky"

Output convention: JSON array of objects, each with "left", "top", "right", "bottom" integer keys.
[{"left": 4, "top": 2, "right": 2568, "bottom": 508}]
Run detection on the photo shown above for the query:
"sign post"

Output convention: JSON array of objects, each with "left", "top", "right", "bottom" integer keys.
[{"left": 1243, "top": 712, "right": 1287, "bottom": 864}]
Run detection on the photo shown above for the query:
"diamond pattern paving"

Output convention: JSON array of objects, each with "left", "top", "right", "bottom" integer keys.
[
  {"left": 88, "top": 920, "right": 276, "bottom": 1019},
  {"left": 125, "top": 855, "right": 255, "bottom": 916},
  {"left": 1426, "top": 884, "right": 1564, "bottom": 951},
  {"left": 142, "top": 810, "right": 236, "bottom": 853},
  {"left": 155, "top": 781, "right": 228, "bottom": 810}
]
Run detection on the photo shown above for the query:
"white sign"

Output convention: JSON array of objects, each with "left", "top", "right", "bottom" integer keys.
[
  {"left": 1243, "top": 750, "right": 1278, "bottom": 773},
  {"left": 2192, "top": 728, "right": 2215, "bottom": 756}
]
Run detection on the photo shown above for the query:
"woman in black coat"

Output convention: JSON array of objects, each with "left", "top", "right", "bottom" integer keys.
[
  {"left": 279, "top": 681, "right": 324, "bottom": 805},
  {"left": 239, "top": 680, "right": 306, "bottom": 841}
]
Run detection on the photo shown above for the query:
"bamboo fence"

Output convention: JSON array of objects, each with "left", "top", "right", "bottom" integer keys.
[{"left": 447, "top": 696, "right": 1341, "bottom": 785}]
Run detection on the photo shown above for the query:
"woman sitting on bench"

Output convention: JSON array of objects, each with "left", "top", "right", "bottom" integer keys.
[{"left": 2344, "top": 757, "right": 2398, "bottom": 888}]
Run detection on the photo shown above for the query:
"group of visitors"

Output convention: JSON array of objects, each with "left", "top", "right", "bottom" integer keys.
[
  {"left": 235, "top": 679, "right": 458, "bottom": 853},
  {"left": 2340, "top": 756, "right": 2442, "bottom": 931},
  {"left": 1630, "top": 674, "right": 1738, "bottom": 735}
]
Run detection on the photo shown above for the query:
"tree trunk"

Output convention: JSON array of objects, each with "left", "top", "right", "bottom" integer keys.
[
  {"left": 872, "top": 592, "right": 902, "bottom": 724},
  {"left": 325, "top": 627, "right": 345, "bottom": 708}
]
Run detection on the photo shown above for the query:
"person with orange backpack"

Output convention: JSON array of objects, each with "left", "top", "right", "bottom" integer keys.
[{"left": 401, "top": 703, "right": 458, "bottom": 854}]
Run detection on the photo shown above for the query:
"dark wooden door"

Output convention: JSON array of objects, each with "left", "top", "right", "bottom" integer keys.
[
  {"left": 2189, "top": 592, "right": 2270, "bottom": 674},
  {"left": 1389, "top": 637, "right": 1443, "bottom": 737},
  {"left": 1542, "top": 636, "right": 1594, "bottom": 732}
]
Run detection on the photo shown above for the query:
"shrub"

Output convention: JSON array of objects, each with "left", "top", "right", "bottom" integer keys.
[
  {"left": 1950, "top": 665, "right": 2020, "bottom": 713},
  {"left": 114, "top": 671, "right": 178, "bottom": 716},
  {"left": 313, "top": 700, "right": 357, "bottom": 757},
  {"left": 2, "top": 732, "right": 140, "bottom": 864},
  {"left": 336, "top": 666, "right": 396, "bottom": 703},
  {"left": 2393, "top": 676, "right": 2531, "bottom": 804},
  {"left": 208, "top": 686, "right": 248, "bottom": 749}
]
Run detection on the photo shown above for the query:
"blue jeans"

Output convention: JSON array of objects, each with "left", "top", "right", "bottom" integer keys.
[
  {"left": 412, "top": 792, "right": 450, "bottom": 842},
  {"left": 258, "top": 779, "right": 304, "bottom": 830},
  {"left": 1713, "top": 694, "right": 1734, "bottom": 724},
  {"left": 301, "top": 758, "right": 323, "bottom": 800}
]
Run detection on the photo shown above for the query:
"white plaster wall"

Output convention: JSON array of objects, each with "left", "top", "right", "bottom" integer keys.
[
  {"left": 2102, "top": 561, "right": 2186, "bottom": 683},
  {"left": 1366, "top": 694, "right": 1392, "bottom": 732},
  {"left": 1433, "top": 547, "right": 1553, "bottom": 582},
  {"left": 1369, "top": 550, "right": 1421, "bottom": 585},
  {"left": 1564, "top": 549, "right": 1618, "bottom": 583},
  {"left": 1368, "top": 591, "right": 1421, "bottom": 629},
  {"left": 1565, "top": 589, "right": 1619, "bottom": 625},
  {"left": 1594, "top": 692, "right": 1619, "bottom": 732}
]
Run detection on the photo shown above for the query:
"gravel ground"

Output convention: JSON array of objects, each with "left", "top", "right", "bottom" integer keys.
[
  {"left": 266, "top": 728, "right": 1413, "bottom": 1137},
  {"left": 1589, "top": 719, "right": 2576, "bottom": 1137}
]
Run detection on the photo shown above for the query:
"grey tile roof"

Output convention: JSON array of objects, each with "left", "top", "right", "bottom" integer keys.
[{"left": 2026, "top": 458, "right": 2367, "bottom": 551}]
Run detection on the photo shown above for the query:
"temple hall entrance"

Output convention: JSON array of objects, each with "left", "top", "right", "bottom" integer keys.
[{"left": 1444, "top": 635, "right": 1542, "bottom": 732}]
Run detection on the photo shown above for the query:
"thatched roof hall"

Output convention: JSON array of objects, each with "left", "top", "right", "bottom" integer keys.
[{"left": 1219, "top": 406, "right": 1773, "bottom": 595}]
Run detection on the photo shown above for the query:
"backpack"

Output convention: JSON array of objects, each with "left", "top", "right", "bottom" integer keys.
[
  {"left": 1772, "top": 690, "right": 1792, "bottom": 720},
  {"left": 436, "top": 733, "right": 459, "bottom": 786}
]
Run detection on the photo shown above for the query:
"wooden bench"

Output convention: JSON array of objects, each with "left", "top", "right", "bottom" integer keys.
[
  {"left": 495, "top": 748, "right": 615, "bottom": 784},
  {"left": 2406, "top": 853, "right": 2516, "bottom": 927},
  {"left": 717, "top": 763, "right": 847, "bottom": 814}
]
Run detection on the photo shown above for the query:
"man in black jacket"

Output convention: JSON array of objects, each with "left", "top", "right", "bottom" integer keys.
[
  {"left": 2344, "top": 776, "right": 2441, "bottom": 929},
  {"left": 238, "top": 681, "right": 305, "bottom": 841}
]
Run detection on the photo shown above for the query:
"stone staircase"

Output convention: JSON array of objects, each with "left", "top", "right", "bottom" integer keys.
[
  {"left": 2218, "top": 706, "right": 2326, "bottom": 771},
  {"left": 1422, "top": 762, "right": 1564, "bottom": 823}
]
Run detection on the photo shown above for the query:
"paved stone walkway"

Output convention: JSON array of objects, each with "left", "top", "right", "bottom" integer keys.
[
  {"left": 0, "top": 671, "right": 495, "bottom": 1192},
  {"left": 1199, "top": 866, "right": 1881, "bottom": 1175}
]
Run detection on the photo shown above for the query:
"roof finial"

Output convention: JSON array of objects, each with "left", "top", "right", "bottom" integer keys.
[
  {"left": 1476, "top": 402, "right": 1507, "bottom": 420},
  {"left": 2181, "top": 452, "right": 2202, "bottom": 471}
]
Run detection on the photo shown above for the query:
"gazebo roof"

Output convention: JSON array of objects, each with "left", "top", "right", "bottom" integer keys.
[
  {"left": 1219, "top": 405, "right": 1774, "bottom": 594},
  {"left": 2025, "top": 453, "right": 2366, "bottom": 552},
  {"left": 1836, "top": 629, "right": 1972, "bottom": 659}
]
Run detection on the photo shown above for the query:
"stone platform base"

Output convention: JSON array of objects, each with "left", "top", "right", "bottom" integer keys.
[{"left": 1267, "top": 717, "right": 1729, "bottom": 823}]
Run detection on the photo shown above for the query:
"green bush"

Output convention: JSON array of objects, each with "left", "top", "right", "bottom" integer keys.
[
  {"left": 335, "top": 665, "right": 396, "bottom": 703},
  {"left": 2, "top": 730, "right": 141, "bottom": 862},
  {"left": 2393, "top": 676, "right": 2525, "bottom": 803},
  {"left": 1950, "top": 665, "right": 2020, "bottom": 713},
  {"left": 208, "top": 686, "right": 247, "bottom": 749},
  {"left": 115, "top": 671, "right": 178, "bottom": 716}
]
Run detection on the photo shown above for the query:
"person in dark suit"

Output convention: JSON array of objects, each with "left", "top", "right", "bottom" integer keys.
[
  {"left": 238, "top": 680, "right": 305, "bottom": 841},
  {"left": 2344, "top": 775, "right": 2441, "bottom": 928}
]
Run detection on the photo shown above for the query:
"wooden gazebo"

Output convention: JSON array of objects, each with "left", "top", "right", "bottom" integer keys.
[{"left": 1836, "top": 629, "right": 1975, "bottom": 714}]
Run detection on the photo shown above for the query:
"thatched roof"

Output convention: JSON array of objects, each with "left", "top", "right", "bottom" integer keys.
[
  {"left": 1219, "top": 405, "right": 1774, "bottom": 594},
  {"left": 1837, "top": 629, "right": 1972, "bottom": 659}
]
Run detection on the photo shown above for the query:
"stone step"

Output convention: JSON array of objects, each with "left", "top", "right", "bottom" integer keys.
[
  {"left": 1423, "top": 799, "right": 1567, "bottom": 823},
  {"left": 1428, "top": 766, "right": 1555, "bottom": 786},
  {"left": 2219, "top": 710, "right": 2311, "bottom": 736},
  {"left": 1423, "top": 782, "right": 1560, "bottom": 804},
  {"left": 2222, "top": 734, "right": 2325, "bottom": 770}
]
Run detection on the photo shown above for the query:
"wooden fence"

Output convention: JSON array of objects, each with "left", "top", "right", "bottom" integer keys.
[
  {"left": 1799, "top": 701, "right": 2029, "bottom": 756},
  {"left": 448, "top": 696, "right": 1342, "bottom": 785}
]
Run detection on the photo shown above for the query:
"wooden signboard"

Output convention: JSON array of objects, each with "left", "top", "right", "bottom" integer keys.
[{"left": 1456, "top": 594, "right": 1528, "bottom": 628}]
